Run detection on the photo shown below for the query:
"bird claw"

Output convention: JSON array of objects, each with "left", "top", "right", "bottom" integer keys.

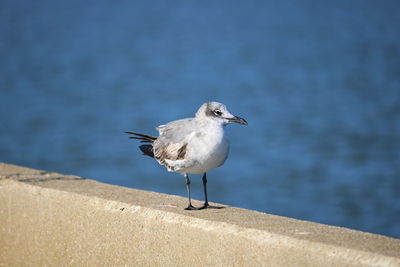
[
  {"left": 184, "top": 204, "right": 201, "bottom": 210},
  {"left": 198, "top": 202, "right": 210, "bottom": 210},
  {"left": 185, "top": 202, "right": 225, "bottom": 210}
]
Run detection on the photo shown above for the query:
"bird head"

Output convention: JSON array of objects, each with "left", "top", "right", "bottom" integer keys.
[{"left": 196, "top": 102, "right": 248, "bottom": 126}]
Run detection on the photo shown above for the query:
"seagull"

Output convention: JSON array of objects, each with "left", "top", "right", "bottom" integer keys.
[{"left": 125, "top": 101, "right": 247, "bottom": 210}]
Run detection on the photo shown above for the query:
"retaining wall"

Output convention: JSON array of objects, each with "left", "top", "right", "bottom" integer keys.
[{"left": 1, "top": 163, "right": 399, "bottom": 266}]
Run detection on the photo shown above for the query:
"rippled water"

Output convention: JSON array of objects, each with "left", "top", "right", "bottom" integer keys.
[{"left": 1, "top": 0, "right": 399, "bottom": 237}]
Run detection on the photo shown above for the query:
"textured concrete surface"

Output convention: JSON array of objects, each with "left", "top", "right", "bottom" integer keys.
[{"left": 1, "top": 163, "right": 399, "bottom": 266}]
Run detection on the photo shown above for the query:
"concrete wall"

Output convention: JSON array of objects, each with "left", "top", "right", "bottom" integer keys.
[{"left": 1, "top": 163, "right": 399, "bottom": 266}]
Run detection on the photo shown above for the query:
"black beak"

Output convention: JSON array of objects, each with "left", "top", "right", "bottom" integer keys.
[{"left": 227, "top": 115, "right": 248, "bottom": 125}]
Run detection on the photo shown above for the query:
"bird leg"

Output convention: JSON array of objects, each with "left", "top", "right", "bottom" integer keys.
[
  {"left": 199, "top": 173, "right": 225, "bottom": 209},
  {"left": 184, "top": 174, "right": 199, "bottom": 210},
  {"left": 198, "top": 172, "right": 211, "bottom": 209},
  {"left": 184, "top": 173, "right": 223, "bottom": 210}
]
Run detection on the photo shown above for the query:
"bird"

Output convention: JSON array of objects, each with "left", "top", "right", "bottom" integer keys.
[{"left": 125, "top": 101, "right": 247, "bottom": 210}]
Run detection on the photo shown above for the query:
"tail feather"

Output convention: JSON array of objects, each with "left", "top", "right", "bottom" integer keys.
[
  {"left": 125, "top": 131, "right": 157, "bottom": 143},
  {"left": 125, "top": 131, "right": 156, "bottom": 158},
  {"left": 139, "top": 144, "right": 154, "bottom": 158}
]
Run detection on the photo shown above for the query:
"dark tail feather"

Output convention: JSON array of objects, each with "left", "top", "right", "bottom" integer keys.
[
  {"left": 139, "top": 145, "right": 154, "bottom": 158},
  {"left": 125, "top": 131, "right": 157, "bottom": 143},
  {"left": 125, "top": 131, "right": 156, "bottom": 158}
]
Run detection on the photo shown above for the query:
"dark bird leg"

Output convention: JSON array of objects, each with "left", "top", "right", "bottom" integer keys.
[
  {"left": 184, "top": 174, "right": 199, "bottom": 210},
  {"left": 199, "top": 173, "right": 224, "bottom": 209},
  {"left": 184, "top": 173, "right": 223, "bottom": 210},
  {"left": 199, "top": 172, "right": 211, "bottom": 209}
]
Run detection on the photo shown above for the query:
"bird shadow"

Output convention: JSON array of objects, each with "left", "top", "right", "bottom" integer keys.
[
  {"left": 185, "top": 204, "right": 227, "bottom": 211},
  {"left": 205, "top": 205, "right": 226, "bottom": 209}
]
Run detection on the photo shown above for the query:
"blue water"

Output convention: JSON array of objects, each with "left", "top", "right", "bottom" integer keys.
[{"left": 1, "top": 0, "right": 399, "bottom": 238}]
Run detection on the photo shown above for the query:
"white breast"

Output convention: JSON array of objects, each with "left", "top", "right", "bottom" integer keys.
[{"left": 182, "top": 123, "right": 230, "bottom": 174}]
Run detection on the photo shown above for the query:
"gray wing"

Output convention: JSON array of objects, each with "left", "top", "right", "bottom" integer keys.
[
  {"left": 155, "top": 118, "right": 197, "bottom": 143},
  {"left": 153, "top": 118, "right": 197, "bottom": 171}
]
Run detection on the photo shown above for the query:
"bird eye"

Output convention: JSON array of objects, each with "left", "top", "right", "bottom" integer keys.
[{"left": 214, "top": 109, "right": 222, "bottom": 116}]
